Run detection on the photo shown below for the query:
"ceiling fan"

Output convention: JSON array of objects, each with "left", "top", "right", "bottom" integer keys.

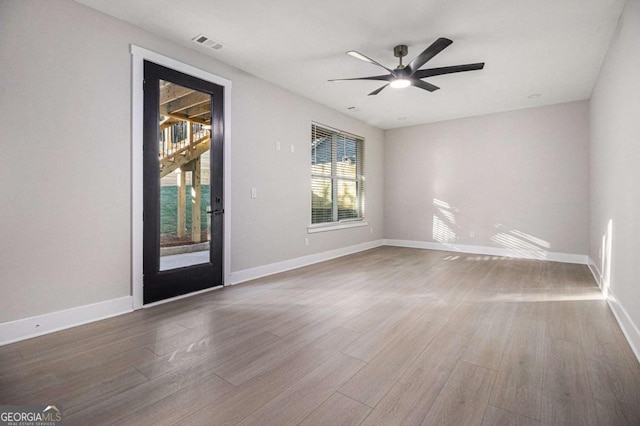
[{"left": 329, "top": 38, "right": 484, "bottom": 96}]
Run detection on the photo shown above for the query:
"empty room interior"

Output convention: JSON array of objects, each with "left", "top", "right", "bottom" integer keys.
[{"left": 1, "top": 0, "right": 640, "bottom": 424}]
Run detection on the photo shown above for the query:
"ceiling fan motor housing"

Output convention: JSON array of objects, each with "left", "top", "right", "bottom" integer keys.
[{"left": 394, "top": 45, "right": 408, "bottom": 58}]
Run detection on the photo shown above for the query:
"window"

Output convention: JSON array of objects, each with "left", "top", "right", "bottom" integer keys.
[{"left": 311, "top": 123, "right": 365, "bottom": 225}]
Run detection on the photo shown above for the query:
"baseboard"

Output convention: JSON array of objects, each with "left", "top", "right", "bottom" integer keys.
[
  {"left": 587, "top": 256, "right": 602, "bottom": 289},
  {"left": 585, "top": 257, "right": 640, "bottom": 364},
  {"left": 0, "top": 296, "right": 133, "bottom": 346},
  {"left": 229, "top": 239, "right": 385, "bottom": 285},
  {"left": 607, "top": 289, "right": 640, "bottom": 363},
  {"left": 383, "top": 239, "right": 589, "bottom": 264}
]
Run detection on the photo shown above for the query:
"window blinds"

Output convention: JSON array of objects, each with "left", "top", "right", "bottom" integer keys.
[{"left": 311, "top": 123, "right": 365, "bottom": 224}]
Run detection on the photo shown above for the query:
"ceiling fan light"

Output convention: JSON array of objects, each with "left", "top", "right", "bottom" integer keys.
[{"left": 390, "top": 78, "right": 411, "bottom": 89}]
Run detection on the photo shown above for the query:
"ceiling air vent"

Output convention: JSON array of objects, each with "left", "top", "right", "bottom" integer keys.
[{"left": 192, "top": 34, "right": 224, "bottom": 50}]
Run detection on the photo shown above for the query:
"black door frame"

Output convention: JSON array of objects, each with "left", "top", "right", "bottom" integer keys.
[{"left": 142, "top": 60, "right": 225, "bottom": 304}]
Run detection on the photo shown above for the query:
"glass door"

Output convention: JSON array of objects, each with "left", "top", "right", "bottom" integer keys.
[{"left": 143, "top": 61, "right": 224, "bottom": 304}]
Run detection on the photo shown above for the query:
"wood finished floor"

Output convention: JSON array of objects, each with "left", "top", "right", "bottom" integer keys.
[{"left": 1, "top": 247, "right": 639, "bottom": 425}]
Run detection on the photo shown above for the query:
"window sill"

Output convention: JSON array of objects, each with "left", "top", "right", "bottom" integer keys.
[{"left": 307, "top": 220, "right": 369, "bottom": 234}]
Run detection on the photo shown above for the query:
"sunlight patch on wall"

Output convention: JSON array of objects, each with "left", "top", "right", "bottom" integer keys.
[
  {"left": 432, "top": 198, "right": 459, "bottom": 243},
  {"left": 490, "top": 226, "right": 550, "bottom": 260},
  {"left": 432, "top": 215, "right": 456, "bottom": 243},
  {"left": 509, "top": 230, "right": 550, "bottom": 248},
  {"left": 433, "top": 198, "right": 457, "bottom": 225},
  {"left": 438, "top": 208, "right": 457, "bottom": 225},
  {"left": 433, "top": 199, "right": 452, "bottom": 209}
]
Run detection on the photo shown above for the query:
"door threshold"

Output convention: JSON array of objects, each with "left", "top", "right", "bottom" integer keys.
[{"left": 141, "top": 284, "right": 224, "bottom": 309}]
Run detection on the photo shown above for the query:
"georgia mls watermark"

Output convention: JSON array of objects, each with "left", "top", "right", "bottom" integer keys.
[{"left": 0, "top": 405, "right": 62, "bottom": 426}]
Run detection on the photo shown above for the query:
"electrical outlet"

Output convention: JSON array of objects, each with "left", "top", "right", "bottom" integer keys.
[
  {"left": 276, "top": 141, "right": 281, "bottom": 151},
  {"left": 304, "top": 238, "right": 309, "bottom": 246},
  {"left": 251, "top": 188, "right": 257, "bottom": 198},
  {"left": 470, "top": 231, "right": 475, "bottom": 238},
  {"left": 370, "top": 227, "right": 374, "bottom": 235},
  {"left": 290, "top": 144, "right": 295, "bottom": 153}
]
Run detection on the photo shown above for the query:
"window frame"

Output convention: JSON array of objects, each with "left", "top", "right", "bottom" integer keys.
[{"left": 309, "top": 123, "right": 367, "bottom": 233}]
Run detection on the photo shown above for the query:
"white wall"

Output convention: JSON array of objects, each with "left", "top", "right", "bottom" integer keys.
[
  {"left": 230, "top": 76, "right": 384, "bottom": 271},
  {"left": 384, "top": 102, "right": 590, "bottom": 257},
  {"left": 0, "top": 0, "right": 384, "bottom": 323},
  {"left": 589, "top": 0, "right": 640, "bottom": 328}
]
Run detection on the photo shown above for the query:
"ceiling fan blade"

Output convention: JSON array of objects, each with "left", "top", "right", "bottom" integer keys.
[
  {"left": 413, "top": 63, "right": 485, "bottom": 79},
  {"left": 411, "top": 79, "right": 440, "bottom": 92},
  {"left": 368, "top": 84, "right": 389, "bottom": 96},
  {"left": 347, "top": 51, "right": 395, "bottom": 74},
  {"left": 328, "top": 74, "right": 392, "bottom": 82},
  {"left": 406, "top": 38, "right": 453, "bottom": 76}
]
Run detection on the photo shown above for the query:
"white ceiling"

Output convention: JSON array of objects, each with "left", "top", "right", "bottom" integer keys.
[{"left": 76, "top": 0, "right": 625, "bottom": 129}]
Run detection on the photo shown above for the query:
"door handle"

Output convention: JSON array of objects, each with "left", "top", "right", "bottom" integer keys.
[{"left": 208, "top": 209, "right": 224, "bottom": 216}]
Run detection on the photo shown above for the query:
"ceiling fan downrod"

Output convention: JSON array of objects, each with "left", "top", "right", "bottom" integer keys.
[{"left": 394, "top": 45, "right": 408, "bottom": 69}]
